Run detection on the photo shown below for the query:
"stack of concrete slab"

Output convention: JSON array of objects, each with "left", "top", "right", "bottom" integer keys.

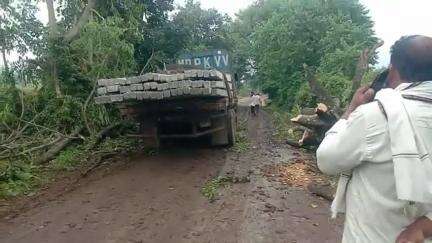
[{"left": 95, "top": 70, "right": 233, "bottom": 104}]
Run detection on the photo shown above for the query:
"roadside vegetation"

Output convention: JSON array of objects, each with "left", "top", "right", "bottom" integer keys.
[
  {"left": 264, "top": 105, "right": 297, "bottom": 143},
  {"left": 201, "top": 177, "right": 232, "bottom": 202},
  {"left": 231, "top": 114, "right": 250, "bottom": 153}
]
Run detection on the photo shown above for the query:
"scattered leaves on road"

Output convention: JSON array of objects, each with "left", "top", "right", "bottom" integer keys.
[{"left": 263, "top": 158, "right": 328, "bottom": 188}]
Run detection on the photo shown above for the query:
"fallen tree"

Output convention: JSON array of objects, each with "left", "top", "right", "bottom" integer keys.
[
  {"left": 286, "top": 41, "right": 384, "bottom": 200},
  {"left": 288, "top": 41, "right": 384, "bottom": 147}
]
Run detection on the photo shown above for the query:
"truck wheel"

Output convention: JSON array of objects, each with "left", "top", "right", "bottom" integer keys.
[
  {"left": 227, "top": 109, "right": 236, "bottom": 146},
  {"left": 140, "top": 119, "right": 160, "bottom": 148},
  {"left": 211, "top": 115, "right": 229, "bottom": 146}
]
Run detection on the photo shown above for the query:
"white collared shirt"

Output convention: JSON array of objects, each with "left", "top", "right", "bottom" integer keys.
[
  {"left": 250, "top": 95, "right": 261, "bottom": 106},
  {"left": 317, "top": 83, "right": 432, "bottom": 243}
]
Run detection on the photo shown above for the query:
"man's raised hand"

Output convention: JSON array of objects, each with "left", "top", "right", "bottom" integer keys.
[{"left": 342, "top": 86, "right": 375, "bottom": 119}]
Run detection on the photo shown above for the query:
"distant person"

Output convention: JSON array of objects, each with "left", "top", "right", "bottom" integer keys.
[
  {"left": 250, "top": 92, "right": 261, "bottom": 116},
  {"left": 317, "top": 35, "right": 432, "bottom": 242}
]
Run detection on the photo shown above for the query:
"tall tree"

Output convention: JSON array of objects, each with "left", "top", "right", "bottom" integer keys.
[
  {"left": 45, "top": 0, "right": 96, "bottom": 97},
  {"left": 94, "top": 0, "right": 175, "bottom": 72},
  {"left": 0, "top": 0, "right": 42, "bottom": 86},
  {"left": 172, "top": 0, "right": 232, "bottom": 52},
  {"left": 233, "top": 0, "right": 377, "bottom": 108}
]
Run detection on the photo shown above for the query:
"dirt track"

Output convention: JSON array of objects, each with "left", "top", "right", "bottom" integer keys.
[{"left": 0, "top": 105, "right": 342, "bottom": 243}]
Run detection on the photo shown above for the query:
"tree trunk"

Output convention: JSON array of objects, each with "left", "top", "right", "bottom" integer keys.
[
  {"left": 36, "top": 126, "right": 83, "bottom": 164},
  {"left": 46, "top": 0, "right": 62, "bottom": 97},
  {"left": 1, "top": 48, "right": 16, "bottom": 90},
  {"left": 46, "top": 0, "right": 58, "bottom": 38},
  {"left": 350, "top": 41, "right": 384, "bottom": 97},
  {"left": 1, "top": 48, "right": 8, "bottom": 73}
]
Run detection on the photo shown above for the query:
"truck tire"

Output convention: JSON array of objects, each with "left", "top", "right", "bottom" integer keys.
[
  {"left": 211, "top": 115, "right": 229, "bottom": 146},
  {"left": 227, "top": 109, "right": 236, "bottom": 146},
  {"left": 140, "top": 119, "right": 160, "bottom": 148},
  {"left": 211, "top": 109, "right": 236, "bottom": 147}
]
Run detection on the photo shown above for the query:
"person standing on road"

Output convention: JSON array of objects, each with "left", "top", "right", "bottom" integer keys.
[
  {"left": 317, "top": 35, "right": 432, "bottom": 243},
  {"left": 250, "top": 92, "right": 262, "bottom": 116}
]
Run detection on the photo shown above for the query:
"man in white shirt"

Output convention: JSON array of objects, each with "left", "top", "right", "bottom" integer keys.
[
  {"left": 317, "top": 35, "right": 432, "bottom": 243},
  {"left": 250, "top": 92, "right": 262, "bottom": 116}
]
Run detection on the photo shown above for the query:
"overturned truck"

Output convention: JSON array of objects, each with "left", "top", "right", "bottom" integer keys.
[{"left": 95, "top": 68, "right": 237, "bottom": 148}]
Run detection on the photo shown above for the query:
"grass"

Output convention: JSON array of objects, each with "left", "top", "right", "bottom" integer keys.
[
  {"left": 265, "top": 104, "right": 301, "bottom": 142},
  {"left": 201, "top": 176, "right": 232, "bottom": 202},
  {"left": 0, "top": 136, "right": 142, "bottom": 199},
  {"left": 0, "top": 160, "right": 40, "bottom": 198},
  {"left": 230, "top": 116, "right": 250, "bottom": 153},
  {"left": 51, "top": 146, "right": 83, "bottom": 171},
  {"left": 231, "top": 130, "right": 250, "bottom": 153}
]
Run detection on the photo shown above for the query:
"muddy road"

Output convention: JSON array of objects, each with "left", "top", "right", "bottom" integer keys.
[{"left": 0, "top": 106, "right": 342, "bottom": 243}]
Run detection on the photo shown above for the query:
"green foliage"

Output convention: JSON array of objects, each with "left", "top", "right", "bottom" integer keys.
[
  {"left": 97, "top": 137, "right": 141, "bottom": 154},
  {"left": 172, "top": 0, "right": 232, "bottom": 52},
  {"left": 71, "top": 17, "right": 137, "bottom": 79},
  {"left": 0, "top": 0, "right": 43, "bottom": 55},
  {"left": 201, "top": 176, "right": 231, "bottom": 202},
  {"left": 0, "top": 160, "right": 39, "bottom": 198},
  {"left": 233, "top": 0, "right": 377, "bottom": 108},
  {"left": 238, "top": 85, "right": 252, "bottom": 97},
  {"left": 293, "top": 83, "right": 316, "bottom": 109},
  {"left": 51, "top": 146, "right": 83, "bottom": 171},
  {"left": 230, "top": 115, "right": 250, "bottom": 153},
  {"left": 231, "top": 130, "right": 250, "bottom": 153},
  {"left": 265, "top": 105, "right": 296, "bottom": 142},
  {"left": 0, "top": 0, "right": 234, "bottom": 200},
  {"left": 0, "top": 0, "right": 381, "bottom": 200}
]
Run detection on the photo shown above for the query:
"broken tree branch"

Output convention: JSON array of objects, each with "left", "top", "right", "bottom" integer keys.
[
  {"left": 350, "top": 40, "right": 384, "bottom": 96},
  {"left": 88, "top": 122, "right": 123, "bottom": 150},
  {"left": 291, "top": 114, "right": 328, "bottom": 130},
  {"left": 140, "top": 50, "right": 155, "bottom": 75},
  {"left": 82, "top": 79, "right": 98, "bottom": 135},
  {"left": 80, "top": 152, "right": 116, "bottom": 178},
  {"left": 17, "top": 118, "right": 75, "bottom": 139},
  {"left": 303, "top": 64, "right": 336, "bottom": 107},
  {"left": 36, "top": 126, "right": 84, "bottom": 164}
]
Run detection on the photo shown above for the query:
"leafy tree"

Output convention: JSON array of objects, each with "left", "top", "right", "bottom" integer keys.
[
  {"left": 234, "top": 0, "right": 377, "bottom": 108},
  {"left": 172, "top": 0, "right": 232, "bottom": 52},
  {"left": 93, "top": 0, "right": 175, "bottom": 72},
  {"left": 71, "top": 17, "right": 136, "bottom": 80},
  {"left": 230, "top": 0, "right": 290, "bottom": 83},
  {"left": 0, "top": 0, "right": 42, "bottom": 86}
]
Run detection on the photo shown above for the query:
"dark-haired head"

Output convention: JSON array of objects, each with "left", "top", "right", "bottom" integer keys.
[{"left": 388, "top": 35, "right": 432, "bottom": 88}]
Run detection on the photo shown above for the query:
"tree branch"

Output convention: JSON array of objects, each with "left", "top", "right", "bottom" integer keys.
[
  {"left": 82, "top": 79, "right": 98, "bottom": 135},
  {"left": 64, "top": 0, "right": 96, "bottom": 42},
  {"left": 46, "top": 0, "right": 58, "bottom": 38},
  {"left": 290, "top": 114, "right": 328, "bottom": 130},
  {"left": 1, "top": 48, "right": 9, "bottom": 73},
  {"left": 36, "top": 126, "right": 84, "bottom": 164},
  {"left": 350, "top": 40, "right": 384, "bottom": 95},
  {"left": 140, "top": 50, "right": 155, "bottom": 75},
  {"left": 303, "top": 64, "right": 335, "bottom": 107}
]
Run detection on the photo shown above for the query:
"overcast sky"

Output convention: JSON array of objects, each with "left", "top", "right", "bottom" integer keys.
[{"left": 6, "top": 0, "right": 432, "bottom": 68}]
